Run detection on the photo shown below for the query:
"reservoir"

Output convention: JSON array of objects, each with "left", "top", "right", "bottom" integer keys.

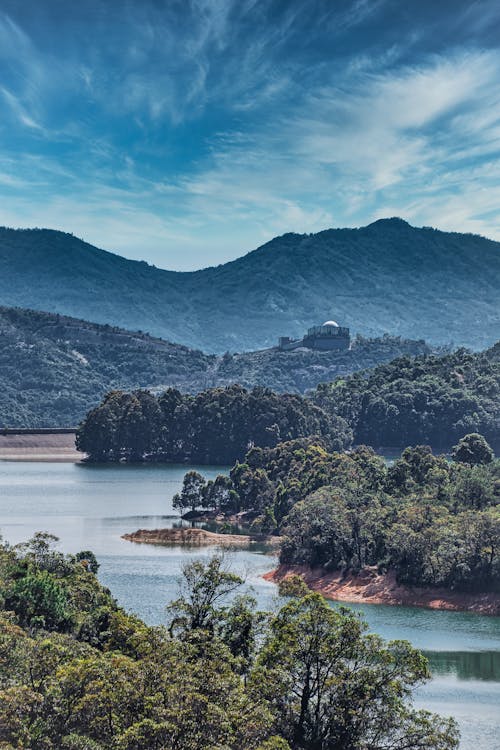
[{"left": 0, "top": 461, "right": 499, "bottom": 749}]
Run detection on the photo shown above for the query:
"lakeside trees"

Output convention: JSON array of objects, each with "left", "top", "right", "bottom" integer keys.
[
  {"left": 0, "top": 539, "right": 459, "bottom": 750},
  {"left": 77, "top": 385, "right": 351, "bottom": 463},
  {"left": 177, "top": 437, "right": 500, "bottom": 593},
  {"left": 313, "top": 344, "right": 500, "bottom": 451},
  {"left": 253, "top": 593, "right": 457, "bottom": 750},
  {"left": 76, "top": 343, "right": 499, "bottom": 463}
]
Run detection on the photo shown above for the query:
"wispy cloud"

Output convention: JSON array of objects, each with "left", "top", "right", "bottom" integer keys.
[
  {"left": 1, "top": 1, "right": 500, "bottom": 268},
  {"left": 1, "top": 87, "right": 44, "bottom": 131}
]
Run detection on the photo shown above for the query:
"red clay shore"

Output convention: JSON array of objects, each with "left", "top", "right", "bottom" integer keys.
[{"left": 264, "top": 565, "right": 500, "bottom": 616}]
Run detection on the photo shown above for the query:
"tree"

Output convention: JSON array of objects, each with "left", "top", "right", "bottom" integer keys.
[
  {"left": 172, "top": 471, "right": 206, "bottom": 515},
  {"left": 251, "top": 593, "right": 459, "bottom": 750},
  {"left": 452, "top": 433, "right": 494, "bottom": 465},
  {"left": 119, "top": 390, "right": 162, "bottom": 461},
  {"left": 75, "top": 550, "right": 100, "bottom": 574},
  {"left": 218, "top": 593, "right": 263, "bottom": 673},
  {"left": 5, "top": 570, "right": 71, "bottom": 631},
  {"left": 202, "top": 474, "right": 236, "bottom": 512},
  {"left": 230, "top": 464, "right": 275, "bottom": 513},
  {"left": 167, "top": 555, "right": 244, "bottom": 635}
]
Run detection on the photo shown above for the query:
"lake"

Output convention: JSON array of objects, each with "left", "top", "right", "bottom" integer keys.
[{"left": 0, "top": 461, "right": 499, "bottom": 749}]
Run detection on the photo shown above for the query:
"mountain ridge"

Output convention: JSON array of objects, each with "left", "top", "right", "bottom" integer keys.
[
  {"left": 0, "top": 219, "right": 498, "bottom": 352},
  {"left": 0, "top": 304, "right": 438, "bottom": 427}
]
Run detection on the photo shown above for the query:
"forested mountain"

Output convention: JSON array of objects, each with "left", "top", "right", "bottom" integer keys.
[
  {"left": 0, "top": 306, "right": 433, "bottom": 427},
  {"left": 0, "top": 219, "right": 499, "bottom": 352}
]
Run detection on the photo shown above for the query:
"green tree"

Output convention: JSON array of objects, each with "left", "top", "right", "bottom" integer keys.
[
  {"left": 452, "top": 433, "right": 495, "bottom": 465},
  {"left": 5, "top": 570, "right": 71, "bottom": 631},
  {"left": 75, "top": 550, "right": 100, "bottom": 574},
  {"left": 172, "top": 471, "right": 206, "bottom": 515},
  {"left": 167, "top": 555, "right": 243, "bottom": 635},
  {"left": 251, "top": 593, "right": 458, "bottom": 750},
  {"left": 202, "top": 474, "right": 236, "bottom": 512}
]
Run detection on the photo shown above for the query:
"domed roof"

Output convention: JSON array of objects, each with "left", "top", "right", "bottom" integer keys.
[{"left": 322, "top": 320, "right": 339, "bottom": 327}]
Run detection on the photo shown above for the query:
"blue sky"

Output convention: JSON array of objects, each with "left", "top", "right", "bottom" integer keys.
[{"left": 1, "top": 0, "right": 500, "bottom": 269}]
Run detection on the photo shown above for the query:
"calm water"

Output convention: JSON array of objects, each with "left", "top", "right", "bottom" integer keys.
[{"left": 0, "top": 462, "right": 499, "bottom": 749}]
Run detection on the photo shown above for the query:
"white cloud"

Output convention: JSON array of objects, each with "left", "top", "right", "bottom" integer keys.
[{"left": 2, "top": 5, "right": 500, "bottom": 268}]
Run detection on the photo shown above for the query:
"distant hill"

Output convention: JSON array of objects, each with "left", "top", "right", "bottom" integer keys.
[
  {"left": 0, "top": 219, "right": 498, "bottom": 352},
  {"left": 0, "top": 306, "right": 436, "bottom": 426}
]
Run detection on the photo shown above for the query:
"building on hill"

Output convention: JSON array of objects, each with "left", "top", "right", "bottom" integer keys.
[{"left": 278, "top": 320, "right": 350, "bottom": 351}]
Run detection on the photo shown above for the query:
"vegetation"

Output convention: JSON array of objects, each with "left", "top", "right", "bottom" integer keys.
[
  {"left": 1, "top": 219, "right": 499, "bottom": 352},
  {"left": 76, "top": 385, "right": 351, "bottom": 464},
  {"left": 77, "top": 342, "right": 499, "bottom": 462},
  {"left": 0, "top": 305, "right": 434, "bottom": 427},
  {"left": 178, "top": 436, "right": 500, "bottom": 592},
  {"left": 313, "top": 344, "right": 500, "bottom": 451},
  {"left": 0, "top": 538, "right": 459, "bottom": 749}
]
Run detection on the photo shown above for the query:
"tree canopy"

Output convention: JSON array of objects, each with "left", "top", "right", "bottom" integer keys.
[
  {"left": 77, "top": 343, "right": 499, "bottom": 464},
  {"left": 177, "top": 438, "right": 500, "bottom": 593},
  {"left": 77, "top": 385, "right": 351, "bottom": 463},
  {"left": 313, "top": 344, "right": 499, "bottom": 451},
  {"left": 0, "top": 540, "right": 459, "bottom": 750}
]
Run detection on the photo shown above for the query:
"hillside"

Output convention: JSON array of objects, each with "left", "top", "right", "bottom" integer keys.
[
  {"left": 313, "top": 343, "right": 500, "bottom": 450},
  {"left": 0, "top": 306, "right": 435, "bottom": 427},
  {"left": 0, "top": 219, "right": 498, "bottom": 352}
]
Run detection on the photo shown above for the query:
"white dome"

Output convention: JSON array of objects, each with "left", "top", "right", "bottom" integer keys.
[{"left": 322, "top": 320, "right": 339, "bottom": 327}]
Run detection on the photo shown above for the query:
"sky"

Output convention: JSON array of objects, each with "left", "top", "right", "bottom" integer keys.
[{"left": 1, "top": 0, "right": 500, "bottom": 270}]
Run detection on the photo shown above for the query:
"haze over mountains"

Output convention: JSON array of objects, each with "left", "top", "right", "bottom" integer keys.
[{"left": 0, "top": 218, "right": 499, "bottom": 353}]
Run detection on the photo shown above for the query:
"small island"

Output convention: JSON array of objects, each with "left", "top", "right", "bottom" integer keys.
[{"left": 123, "top": 527, "right": 280, "bottom": 548}]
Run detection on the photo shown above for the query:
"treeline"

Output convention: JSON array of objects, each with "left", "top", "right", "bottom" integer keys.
[
  {"left": 77, "top": 343, "right": 499, "bottom": 461},
  {"left": 313, "top": 344, "right": 500, "bottom": 450},
  {"left": 178, "top": 434, "right": 500, "bottom": 593},
  {"left": 0, "top": 536, "right": 458, "bottom": 749},
  {"left": 76, "top": 385, "right": 351, "bottom": 463}
]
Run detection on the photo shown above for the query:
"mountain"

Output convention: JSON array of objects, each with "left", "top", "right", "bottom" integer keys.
[
  {"left": 0, "top": 219, "right": 499, "bottom": 352},
  {"left": 0, "top": 306, "right": 436, "bottom": 427}
]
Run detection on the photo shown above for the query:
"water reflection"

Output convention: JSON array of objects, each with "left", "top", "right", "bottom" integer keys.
[{"left": 426, "top": 650, "right": 500, "bottom": 682}]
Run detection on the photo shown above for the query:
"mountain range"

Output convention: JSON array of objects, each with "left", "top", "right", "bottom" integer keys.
[
  {"left": 0, "top": 219, "right": 499, "bottom": 353},
  {"left": 0, "top": 306, "right": 435, "bottom": 427}
]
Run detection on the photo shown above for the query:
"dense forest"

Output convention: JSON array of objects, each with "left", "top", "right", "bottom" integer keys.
[
  {"left": 0, "top": 536, "right": 459, "bottom": 749},
  {"left": 1, "top": 220, "right": 499, "bottom": 351},
  {"left": 76, "top": 386, "right": 351, "bottom": 464},
  {"left": 0, "top": 305, "right": 433, "bottom": 427},
  {"left": 77, "top": 343, "right": 499, "bottom": 460},
  {"left": 313, "top": 344, "right": 500, "bottom": 451},
  {"left": 176, "top": 435, "right": 499, "bottom": 593}
]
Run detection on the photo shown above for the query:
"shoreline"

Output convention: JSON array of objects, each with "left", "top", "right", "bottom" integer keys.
[
  {"left": 0, "top": 431, "right": 83, "bottom": 462},
  {"left": 122, "top": 527, "right": 281, "bottom": 548},
  {"left": 265, "top": 564, "right": 500, "bottom": 616}
]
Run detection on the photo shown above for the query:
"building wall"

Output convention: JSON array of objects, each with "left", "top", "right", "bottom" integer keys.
[
  {"left": 278, "top": 325, "right": 350, "bottom": 351},
  {"left": 304, "top": 334, "right": 350, "bottom": 351}
]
